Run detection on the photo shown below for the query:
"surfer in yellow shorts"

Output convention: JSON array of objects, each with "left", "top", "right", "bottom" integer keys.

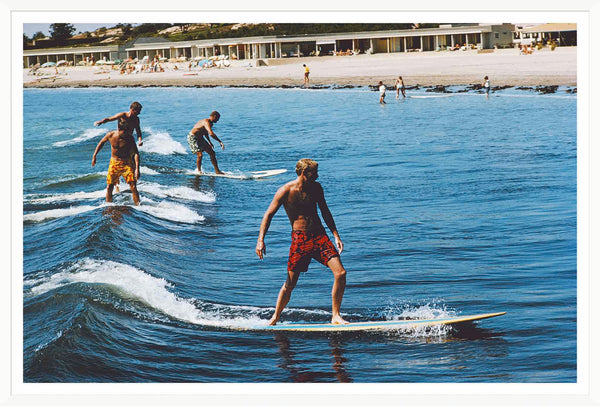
[{"left": 91, "top": 129, "right": 141, "bottom": 205}]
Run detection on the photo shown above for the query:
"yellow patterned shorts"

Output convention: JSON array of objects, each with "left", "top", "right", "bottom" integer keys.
[{"left": 107, "top": 158, "right": 135, "bottom": 185}]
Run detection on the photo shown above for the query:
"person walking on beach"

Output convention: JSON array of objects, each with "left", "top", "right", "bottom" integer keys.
[
  {"left": 91, "top": 129, "right": 141, "bottom": 206},
  {"left": 303, "top": 64, "right": 310, "bottom": 87},
  {"left": 379, "top": 81, "right": 387, "bottom": 104},
  {"left": 256, "top": 158, "right": 348, "bottom": 326},
  {"left": 187, "top": 111, "right": 225, "bottom": 174},
  {"left": 395, "top": 76, "right": 406, "bottom": 98},
  {"left": 95, "top": 101, "right": 144, "bottom": 146},
  {"left": 482, "top": 76, "right": 490, "bottom": 98}
]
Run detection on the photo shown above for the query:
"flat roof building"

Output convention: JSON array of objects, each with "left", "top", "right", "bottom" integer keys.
[{"left": 24, "top": 23, "right": 548, "bottom": 68}]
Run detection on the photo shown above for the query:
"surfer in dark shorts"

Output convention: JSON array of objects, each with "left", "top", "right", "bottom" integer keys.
[
  {"left": 187, "top": 111, "right": 225, "bottom": 174},
  {"left": 95, "top": 102, "right": 143, "bottom": 146},
  {"left": 256, "top": 158, "right": 348, "bottom": 325}
]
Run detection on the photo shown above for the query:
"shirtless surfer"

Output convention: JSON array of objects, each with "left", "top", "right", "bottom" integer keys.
[
  {"left": 187, "top": 111, "right": 225, "bottom": 174},
  {"left": 256, "top": 158, "right": 348, "bottom": 326},
  {"left": 95, "top": 101, "right": 144, "bottom": 146},
  {"left": 91, "top": 129, "right": 141, "bottom": 205}
]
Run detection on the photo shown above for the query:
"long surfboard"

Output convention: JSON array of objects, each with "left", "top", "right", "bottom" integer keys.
[
  {"left": 189, "top": 169, "right": 287, "bottom": 180},
  {"left": 255, "top": 312, "right": 506, "bottom": 332}
]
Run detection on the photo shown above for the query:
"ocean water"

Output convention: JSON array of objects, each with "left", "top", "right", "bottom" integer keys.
[{"left": 22, "top": 85, "right": 577, "bottom": 383}]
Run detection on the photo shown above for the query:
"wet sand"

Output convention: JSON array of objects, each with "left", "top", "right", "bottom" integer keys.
[{"left": 23, "top": 47, "right": 577, "bottom": 88}]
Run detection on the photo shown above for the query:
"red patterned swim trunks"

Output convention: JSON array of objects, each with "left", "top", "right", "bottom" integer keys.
[{"left": 287, "top": 230, "right": 339, "bottom": 273}]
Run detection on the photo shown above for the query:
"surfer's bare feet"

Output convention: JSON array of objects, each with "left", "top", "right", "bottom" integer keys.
[
  {"left": 331, "top": 314, "right": 349, "bottom": 325},
  {"left": 268, "top": 316, "right": 278, "bottom": 326},
  {"left": 216, "top": 170, "right": 225, "bottom": 175}
]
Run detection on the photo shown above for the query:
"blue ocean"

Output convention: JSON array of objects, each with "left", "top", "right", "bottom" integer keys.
[{"left": 22, "top": 85, "right": 577, "bottom": 383}]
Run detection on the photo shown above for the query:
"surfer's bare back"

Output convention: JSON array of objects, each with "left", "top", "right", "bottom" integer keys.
[{"left": 256, "top": 158, "right": 348, "bottom": 326}]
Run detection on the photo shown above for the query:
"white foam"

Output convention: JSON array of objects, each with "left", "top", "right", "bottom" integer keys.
[
  {"left": 53, "top": 127, "right": 106, "bottom": 147},
  {"left": 137, "top": 181, "right": 216, "bottom": 203},
  {"left": 140, "top": 166, "right": 160, "bottom": 175},
  {"left": 140, "top": 128, "right": 187, "bottom": 155},
  {"left": 134, "top": 200, "right": 205, "bottom": 223},
  {"left": 25, "top": 189, "right": 106, "bottom": 204},
  {"left": 28, "top": 258, "right": 266, "bottom": 328},
  {"left": 23, "top": 205, "right": 99, "bottom": 222},
  {"left": 379, "top": 301, "right": 458, "bottom": 338}
]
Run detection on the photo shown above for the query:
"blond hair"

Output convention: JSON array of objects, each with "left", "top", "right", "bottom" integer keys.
[{"left": 296, "top": 158, "right": 318, "bottom": 175}]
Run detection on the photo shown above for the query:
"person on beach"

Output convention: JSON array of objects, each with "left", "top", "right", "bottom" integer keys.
[
  {"left": 95, "top": 102, "right": 144, "bottom": 146},
  {"left": 482, "top": 76, "right": 490, "bottom": 98},
  {"left": 91, "top": 129, "right": 141, "bottom": 206},
  {"left": 395, "top": 76, "right": 406, "bottom": 98},
  {"left": 187, "top": 111, "right": 225, "bottom": 174},
  {"left": 256, "top": 158, "right": 348, "bottom": 326},
  {"left": 303, "top": 64, "right": 310, "bottom": 87},
  {"left": 379, "top": 81, "right": 387, "bottom": 104}
]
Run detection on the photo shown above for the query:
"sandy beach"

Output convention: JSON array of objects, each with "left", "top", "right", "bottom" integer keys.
[{"left": 23, "top": 47, "right": 577, "bottom": 89}]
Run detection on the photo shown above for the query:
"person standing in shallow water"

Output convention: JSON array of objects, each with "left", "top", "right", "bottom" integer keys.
[
  {"left": 256, "top": 158, "right": 349, "bottom": 326},
  {"left": 483, "top": 75, "right": 490, "bottom": 98},
  {"left": 187, "top": 111, "right": 225, "bottom": 174},
  {"left": 379, "top": 81, "right": 387, "bottom": 104},
  {"left": 395, "top": 76, "right": 406, "bottom": 98}
]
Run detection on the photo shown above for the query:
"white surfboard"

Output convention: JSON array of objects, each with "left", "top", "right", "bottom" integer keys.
[
  {"left": 252, "top": 312, "right": 506, "bottom": 332},
  {"left": 409, "top": 94, "right": 454, "bottom": 98},
  {"left": 189, "top": 169, "right": 287, "bottom": 180}
]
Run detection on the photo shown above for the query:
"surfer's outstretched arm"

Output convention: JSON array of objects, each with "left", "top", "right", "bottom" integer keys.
[{"left": 94, "top": 112, "right": 125, "bottom": 127}]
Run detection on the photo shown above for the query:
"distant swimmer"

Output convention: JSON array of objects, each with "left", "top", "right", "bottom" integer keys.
[
  {"left": 92, "top": 129, "right": 141, "bottom": 206},
  {"left": 187, "top": 111, "right": 225, "bottom": 174},
  {"left": 303, "top": 64, "right": 310, "bottom": 87},
  {"left": 395, "top": 76, "right": 406, "bottom": 98},
  {"left": 379, "top": 81, "right": 386, "bottom": 104},
  {"left": 95, "top": 101, "right": 144, "bottom": 146},
  {"left": 256, "top": 158, "right": 349, "bottom": 326},
  {"left": 483, "top": 76, "right": 490, "bottom": 98}
]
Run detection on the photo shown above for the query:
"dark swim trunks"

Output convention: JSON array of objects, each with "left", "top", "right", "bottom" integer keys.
[
  {"left": 187, "top": 132, "right": 212, "bottom": 153},
  {"left": 287, "top": 230, "right": 339, "bottom": 273}
]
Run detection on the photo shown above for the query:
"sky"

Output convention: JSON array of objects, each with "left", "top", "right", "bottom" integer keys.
[{"left": 23, "top": 23, "right": 122, "bottom": 37}]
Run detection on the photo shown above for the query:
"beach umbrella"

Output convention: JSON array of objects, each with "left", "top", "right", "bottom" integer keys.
[
  {"left": 56, "top": 60, "right": 67, "bottom": 66},
  {"left": 41, "top": 61, "right": 56, "bottom": 67}
]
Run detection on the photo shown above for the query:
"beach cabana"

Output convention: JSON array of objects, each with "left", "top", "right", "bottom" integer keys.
[{"left": 520, "top": 23, "right": 577, "bottom": 46}]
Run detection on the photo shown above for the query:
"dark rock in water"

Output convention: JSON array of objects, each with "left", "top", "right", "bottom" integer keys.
[
  {"left": 535, "top": 85, "right": 558, "bottom": 94},
  {"left": 466, "top": 84, "right": 482, "bottom": 91},
  {"left": 406, "top": 85, "right": 420, "bottom": 90},
  {"left": 456, "top": 89, "right": 469, "bottom": 93},
  {"left": 516, "top": 86, "right": 533, "bottom": 91},
  {"left": 566, "top": 88, "right": 577, "bottom": 94},
  {"left": 426, "top": 85, "right": 451, "bottom": 93},
  {"left": 493, "top": 85, "right": 513, "bottom": 91}
]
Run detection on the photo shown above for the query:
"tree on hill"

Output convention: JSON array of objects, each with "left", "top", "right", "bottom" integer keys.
[{"left": 49, "top": 23, "right": 76, "bottom": 44}]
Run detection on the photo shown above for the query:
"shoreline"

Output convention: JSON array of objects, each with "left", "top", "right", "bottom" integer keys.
[{"left": 23, "top": 47, "right": 577, "bottom": 89}]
